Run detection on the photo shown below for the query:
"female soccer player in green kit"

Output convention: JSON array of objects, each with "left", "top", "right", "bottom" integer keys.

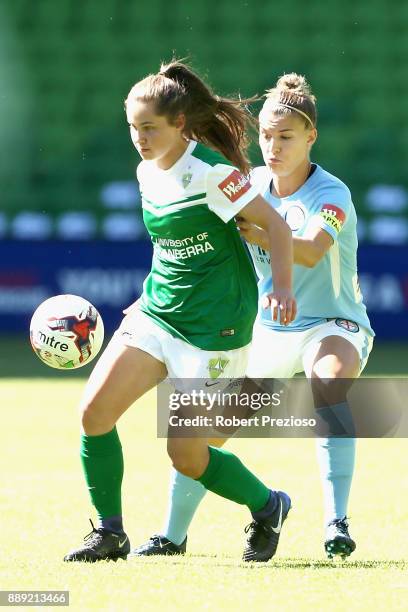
[
  {"left": 64, "top": 61, "right": 296, "bottom": 563},
  {"left": 134, "top": 73, "right": 374, "bottom": 561}
]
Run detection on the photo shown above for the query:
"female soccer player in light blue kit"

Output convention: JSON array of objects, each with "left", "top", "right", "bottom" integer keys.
[{"left": 134, "top": 73, "right": 374, "bottom": 560}]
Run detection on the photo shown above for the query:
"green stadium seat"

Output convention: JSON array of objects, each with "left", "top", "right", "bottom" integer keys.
[
  {"left": 33, "top": 0, "right": 71, "bottom": 30},
  {"left": 349, "top": 33, "right": 391, "bottom": 60},
  {"left": 309, "top": 65, "right": 351, "bottom": 98},
  {"left": 2, "top": 0, "right": 406, "bottom": 241},
  {"left": 127, "top": 1, "right": 162, "bottom": 27},
  {"left": 345, "top": 0, "right": 390, "bottom": 25},
  {"left": 354, "top": 94, "right": 393, "bottom": 126},
  {"left": 248, "top": 1, "right": 295, "bottom": 29}
]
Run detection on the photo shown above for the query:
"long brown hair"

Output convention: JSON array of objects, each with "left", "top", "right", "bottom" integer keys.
[{"left": 126, "top": 60, "right": 255, "bottom": 175}]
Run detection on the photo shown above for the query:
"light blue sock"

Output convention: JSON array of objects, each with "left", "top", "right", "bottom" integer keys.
[
  {"left": 316, "top": 436, "right": 356, "bottom": 525},
  {"left": 315, "top": 401, "right": 356, "bottom": 437},
  {"left": 162, "top": 469, "right": 207, "bottom": 546}
]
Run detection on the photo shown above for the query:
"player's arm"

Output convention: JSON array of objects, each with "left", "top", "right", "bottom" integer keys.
[
  {"left": 238, "top": 218, "right": 333, "bottom": 268},
  {"left": 293, "top": 198, "right": 348, "bottom": 266},
  {"left": 237, "top": 194, "right": 296, "bottom": 324},
  {"left": 207, "top": 165, "right": 296, "bottom": 324},
  {"left": 292, "top": 226, "right": 333, "bottom": 267}
]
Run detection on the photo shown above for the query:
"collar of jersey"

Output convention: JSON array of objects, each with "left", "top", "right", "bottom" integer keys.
[
  {"left": 262, "top": 163, "right": 322, "bottom": 201},
  {"left": 158, "top": 140, "right": 198, "bottom": 175}
]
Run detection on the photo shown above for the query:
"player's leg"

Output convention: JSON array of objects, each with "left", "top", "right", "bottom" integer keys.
[
  {"left": 134, "top": 330, "right": 292, "bottom": 561},
  {"left": 226, "top": 323, "right": 300, "bottom": 562},
  {"left": 167, "top": 433, "right": 291, "bottom": 562},
  {"left": 65, "top": 313, "right": 168, "bottom": 562},
  {"left": 309, "top": 335, "right": 358, "bottom": 559},
  {"left": 132, "top": 342, "right": 247, "bottom": 556},
  {"left": 132, "top": 431, "right": 227, "bottom": 556},
  {"left": 136, "top": 382, "right": 268, "bottom": 556},
  {"left": 161, "top": 438, "right": 228, "bottom": 552},
  {"left": 303, "top": 322, "right": 373, "bottom": 559}
]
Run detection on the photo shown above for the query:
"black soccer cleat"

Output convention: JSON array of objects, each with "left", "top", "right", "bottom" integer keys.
[
  {"left": 242, "top": 491, "right": 291, "bottom": 562},
  {"left": 325, "top": 517, "right": 356, "bottom": 560},
  {"left": 130, "top": 534, "right": 187, "bottom": 557},
  {"left": 64, "top": 520, "right": 130, "bottom": 562}
]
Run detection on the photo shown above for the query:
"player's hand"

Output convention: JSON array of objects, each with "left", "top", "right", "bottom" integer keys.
[
  {"left": 236, "top": 217, "right": 264, "bottom": 245},
  {"left": 262, "top": 290, "right": 297, "bottom": 326}
]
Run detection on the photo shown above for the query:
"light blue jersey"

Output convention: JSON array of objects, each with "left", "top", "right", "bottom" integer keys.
[{"left": 247, "top": 164, "right": 374, "bottom": 335}]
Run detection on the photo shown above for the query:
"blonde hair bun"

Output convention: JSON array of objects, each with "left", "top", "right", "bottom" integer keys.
[{"left": 275, "top": 73, "right": 314, "bottom": 101}]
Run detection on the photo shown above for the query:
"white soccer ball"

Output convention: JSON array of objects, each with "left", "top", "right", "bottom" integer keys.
[{"left": 30, "top": 294, "right": 104, "bottom": 369}]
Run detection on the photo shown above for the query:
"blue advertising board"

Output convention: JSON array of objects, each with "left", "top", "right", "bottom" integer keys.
[
  {"left": 357, "top": 246, "right": 408, "bottom": 339},
  {"left": 0, "top": 241, "right": 152, "bottom": 334},
  {"left": 0, "top": 241, "right": 406, "bottom": 339}
]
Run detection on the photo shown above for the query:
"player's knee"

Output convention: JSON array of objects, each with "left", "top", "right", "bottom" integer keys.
[
  {"left": 80, "top": 398, "right": 115, "bottom": 434},
  {"left": 167, "top": 447, "right": 202, "bottom": 479},
  {"left": 310, "top": 375, "right": 348, "bottom": 406}
]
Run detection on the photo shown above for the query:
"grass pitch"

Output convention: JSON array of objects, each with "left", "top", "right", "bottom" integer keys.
[{"left": 1, "top": 377, "right": 408, "bottom": 611}]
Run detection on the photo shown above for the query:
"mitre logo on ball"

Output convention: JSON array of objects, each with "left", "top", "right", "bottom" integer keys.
[{"left": 30, "top": 294, "right": 104, "bottom": 369}]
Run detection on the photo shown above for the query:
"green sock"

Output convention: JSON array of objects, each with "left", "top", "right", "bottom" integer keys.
[
  {"left": 80, "top": 427, "right": 124, "bottom": 519},
  {"left": 196, "top": 446, "right": 269, "bottom": 512}
]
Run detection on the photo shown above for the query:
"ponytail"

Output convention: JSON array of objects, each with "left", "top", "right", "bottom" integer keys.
[{"left": 126, "top": 60, "right": 256, "bottom": 175}]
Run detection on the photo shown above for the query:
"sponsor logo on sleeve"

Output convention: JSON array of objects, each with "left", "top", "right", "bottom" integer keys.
[
  {"left": 218, "top": 170, "right": 251, "bottom": 202},
  {"left": 319, "top": 204, "right": 346, "bottom": 233}
]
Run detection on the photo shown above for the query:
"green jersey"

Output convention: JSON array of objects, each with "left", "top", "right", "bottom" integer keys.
[{"left": 138, "top": 140, "right": 259, "bottom": 350}]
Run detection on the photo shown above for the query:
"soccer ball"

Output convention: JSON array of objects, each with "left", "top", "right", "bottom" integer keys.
[{"left": 30, "top": 294, "right": 104, "bottom": 369}]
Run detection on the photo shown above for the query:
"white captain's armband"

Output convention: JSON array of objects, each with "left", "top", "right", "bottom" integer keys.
[
  {"left": 319, "top": 204, "right": 346, "bottom": 234},
  {"left": 217, "top": 170, "right": 251, "bottom": 202}
]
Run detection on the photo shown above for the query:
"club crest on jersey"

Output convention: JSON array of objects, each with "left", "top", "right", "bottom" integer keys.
[
  {"left": 284, "top": 203, "right": 306, "bottom": 232},
  {"left": 319, "top": 204, "right": 346, "bottom": 234},
  {"left": 335, "top": 318, "right": 359, "bottom": 333},
  {"left": 182, "top": 172, "right": 193, "bottom": 188},
  {"left": 208, "top": 357, "right": 229, "bottom": 379},
  {"left": 218, "top": 170, "right": 251, "bottom": 202}
]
